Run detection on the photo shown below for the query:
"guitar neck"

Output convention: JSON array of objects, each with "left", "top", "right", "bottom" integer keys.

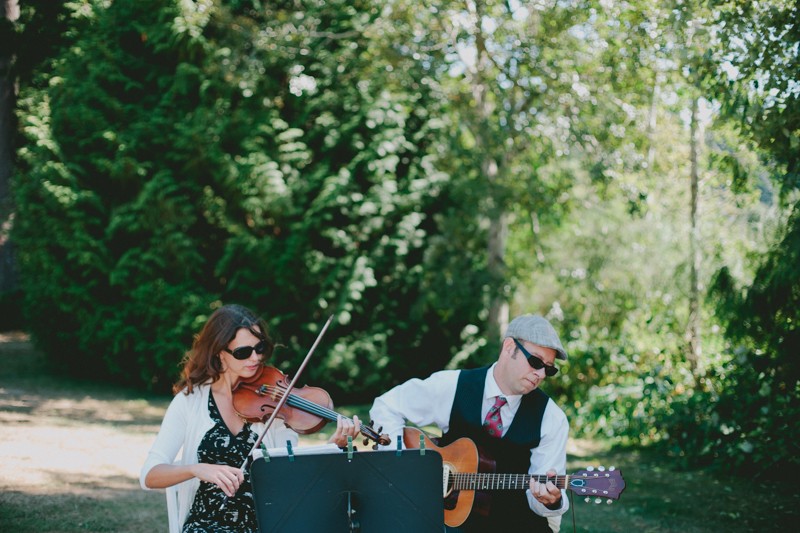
[{"left": 451, "top": 473, "right": 568, "bottom": 491}]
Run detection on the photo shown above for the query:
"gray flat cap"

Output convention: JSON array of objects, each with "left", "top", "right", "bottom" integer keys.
[{"left": 504, "top": 314, "right": 568, "bottom": 360}]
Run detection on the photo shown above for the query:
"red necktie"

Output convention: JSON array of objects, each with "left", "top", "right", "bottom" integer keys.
[{"left": 483, "top": 396, "right": 507, "bottom": 438}]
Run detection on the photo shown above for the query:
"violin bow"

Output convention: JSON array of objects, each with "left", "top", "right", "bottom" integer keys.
[{"left": 239, "top": 314, "right": 335, "bottom": 471}]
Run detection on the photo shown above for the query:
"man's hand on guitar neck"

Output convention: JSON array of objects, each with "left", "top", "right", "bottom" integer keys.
[{"left": 531, "top": 468, "right": 563, "bottom": 510}]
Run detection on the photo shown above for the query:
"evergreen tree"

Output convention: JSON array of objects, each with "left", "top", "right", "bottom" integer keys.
[{"left": 12, "top": 0, "right": 487, "bottom": 394}]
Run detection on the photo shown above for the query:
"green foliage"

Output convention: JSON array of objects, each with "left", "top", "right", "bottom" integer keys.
[
  {"left": 653, "top": 0, "right": 800, "bottom": 479},
  {"left": 671, "top": 204, "right": 800, "bottom": 477},
  {"left": 210, "top": 0, "right": 491, "bottom": 398},
  {"left": 493, "top": 0, "right": 800, "bottom": 484},
  {"left": 8, "top": 0, "right": 799, "bottom": 484},
  {"left": 504, "top": 6, "right": 788, "bottom": 459},
  {"left": 703, "top": 0, "right": 800, "bottom": 195},
  {"left": 12, "top": 0, "right": 489, "bottom": 395},
  {"left": 9, "top": 1, "right": 78, "bottom": 85}
]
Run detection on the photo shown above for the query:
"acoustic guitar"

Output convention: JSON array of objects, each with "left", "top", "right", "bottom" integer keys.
[{"left": 403, "top": 427, "right": 626, "bottom": 527}]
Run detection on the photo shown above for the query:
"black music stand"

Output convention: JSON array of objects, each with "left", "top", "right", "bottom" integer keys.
[{"left": 250, "top": 447, "right": 444, "bottom": 532}]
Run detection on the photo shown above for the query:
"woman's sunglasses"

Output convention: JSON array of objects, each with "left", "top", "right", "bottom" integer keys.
[
  {"left": 512, "top": 338, "right": 559, "bottom": 376},
  {"left": 223, "top": 339, "right": 267, "bottom": 360}
]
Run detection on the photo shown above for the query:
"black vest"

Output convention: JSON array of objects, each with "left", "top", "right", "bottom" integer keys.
[{"left": 439, "top": 366, "right": 552, "bottom": 532}]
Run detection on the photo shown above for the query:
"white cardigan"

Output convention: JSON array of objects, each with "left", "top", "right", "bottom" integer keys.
[{"left": 139, "top": 383, "right": 299, "bottom": 533}]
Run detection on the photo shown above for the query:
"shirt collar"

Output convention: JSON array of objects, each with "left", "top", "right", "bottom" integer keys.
[{"left": 484, "top": 362, "right": 522, "bottom": 410}]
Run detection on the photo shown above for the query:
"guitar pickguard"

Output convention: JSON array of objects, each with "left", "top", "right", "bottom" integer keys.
[{"left": 443, "top": 463, "right": 454, "bottom": 497}]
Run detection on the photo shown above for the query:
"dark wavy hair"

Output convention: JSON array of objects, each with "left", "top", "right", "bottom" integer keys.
[{"left": 173, "top": 304, "right": 274, "bottom": 394}]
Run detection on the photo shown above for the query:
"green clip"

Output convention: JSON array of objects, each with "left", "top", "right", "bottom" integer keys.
[
  {"left": 260, "top": 441, "right": 270, "bottom": 462},
  {"left": 286, "top": 440, "right": 294, "bottom": 462},
  {"left": 419, "top": 433, "right": 426, "bottom": 456},
  {"left": 347, "top": 436, "right": 354, "bottom": 460}
]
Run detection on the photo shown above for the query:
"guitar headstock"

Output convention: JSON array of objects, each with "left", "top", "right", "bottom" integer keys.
[{"left": 567, "top": 466, "right": 626, "bottom": 503}]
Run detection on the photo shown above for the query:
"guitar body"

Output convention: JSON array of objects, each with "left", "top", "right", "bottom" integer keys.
[{"left": 403, "top": 427, "right": 493, "bottom": 527}]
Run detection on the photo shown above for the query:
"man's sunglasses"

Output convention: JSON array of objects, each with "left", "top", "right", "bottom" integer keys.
[
  {"left": 512, "top": 338, "right": 559, "bottom": 377},
  {"left": 223, "top": 339, "right": 267, "bottom": 360}
]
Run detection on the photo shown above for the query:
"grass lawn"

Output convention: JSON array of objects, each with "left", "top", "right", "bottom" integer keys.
[
  {"left": 563, "top": 445, "right": 797, "bottom": 532},
  {"left": 1, "top": 332, "right": 796, "bottom": 532}
]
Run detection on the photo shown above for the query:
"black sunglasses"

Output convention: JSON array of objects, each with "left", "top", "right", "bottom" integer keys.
[
  {"left": 223, "top": 339, "right": 267, "bottom": 360},
  {"left": 512, "top": 338, "right": 559, "bottom": 376}
]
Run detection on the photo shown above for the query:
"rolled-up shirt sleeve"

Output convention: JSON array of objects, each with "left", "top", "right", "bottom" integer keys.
[
  {"left": 369, "top": 370, "right": 459, "bottom": 448},
  {"left": 526, "top": 401, "right": 570, "bottom": 516}
]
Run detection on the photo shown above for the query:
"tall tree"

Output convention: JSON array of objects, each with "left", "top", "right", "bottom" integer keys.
[
  {"left": 687, "top": 95, "right": 701, "bottom": 375},
  {"left": 687, "top": 0, "right": 800, "bottom": 477},
  {"left": 705, "top": 0, "right": 799, "bottom": 193},
  {"left": 507, "top": 0, "right": 784, "bottom": 449},
  {"left": 381, "top": 0, "right": 647, "bottom": 351},
  {"left": 12, "top": 0, "right": 488, "bottom": 394},
  {"left": 1, "top": 0, "right": 81, "bottom": 328}
]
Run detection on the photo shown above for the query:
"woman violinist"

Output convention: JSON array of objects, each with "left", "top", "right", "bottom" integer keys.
[{"left": 140, "top": 304, "right": 361, "bottom": 533}]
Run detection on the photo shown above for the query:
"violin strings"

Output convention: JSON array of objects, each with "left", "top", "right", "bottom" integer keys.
[
  {"left": 253, "top": 382, "right": 338, "bottom": 421},
  {"left": 285, "top": 392, "right": 380, "bottom": 438},
  {"left": 255, "top": 383, "right": 379, "bottom": 438}
]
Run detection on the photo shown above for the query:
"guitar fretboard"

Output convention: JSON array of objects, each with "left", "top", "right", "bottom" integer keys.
[{"left": 450, "top": 473, "right": 568, "bottom": 491}]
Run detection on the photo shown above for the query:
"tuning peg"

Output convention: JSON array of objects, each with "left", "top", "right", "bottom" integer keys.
[
  {"left": 595, "top": 498, "right": 602, "bottom": 504},
  {"left": 606, "top": 499, "right": 613, "bottom": 505},
  {"left": 598, "top": 466, "right": 606, "bottom": 472},
  {"left": 609, "top": 466, "right": 616, "bottom": 471},
  {"left": 584, "top": 497, "right": 591, "bottom": 503},
  {"left": 587, "top": 466, "right": 595, "bottom": 472}
]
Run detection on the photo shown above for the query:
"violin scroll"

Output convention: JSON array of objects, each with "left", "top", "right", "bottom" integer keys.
[{"left": 363, "top": 421, "right": 391, "bottom": 450}]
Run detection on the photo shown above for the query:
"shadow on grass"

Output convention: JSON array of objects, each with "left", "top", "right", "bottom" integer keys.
[
  {"left": 566, "top": 445, "right": 799, "bottom": 533},
  {"left": 0, "top": 485, "right": 166, "bottom": 533},
  {"left": 0, "top": 336, "right": 170, "bottom": 430}
]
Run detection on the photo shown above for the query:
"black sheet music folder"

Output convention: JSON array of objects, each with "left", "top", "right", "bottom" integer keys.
[{"left": 250, "top": 448, "right": 444, "bottom": 532}]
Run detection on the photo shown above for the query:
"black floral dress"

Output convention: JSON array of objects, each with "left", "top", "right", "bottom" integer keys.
[{"left": 182, "top": 392, "right": 259, "bottom": 533}]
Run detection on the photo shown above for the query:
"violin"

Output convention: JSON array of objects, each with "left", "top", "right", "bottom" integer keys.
[{"left": 232, "top": 365, "right": 391, "bottom": 449}]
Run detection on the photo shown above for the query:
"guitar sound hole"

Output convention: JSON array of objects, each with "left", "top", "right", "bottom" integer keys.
[{"left": 444, "top": 490, "right": 460, "bottom": 511}]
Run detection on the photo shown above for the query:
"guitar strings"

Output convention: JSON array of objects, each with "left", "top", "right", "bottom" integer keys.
[{"left": 449, "top": 473, "right": 569, "bottom": 490}]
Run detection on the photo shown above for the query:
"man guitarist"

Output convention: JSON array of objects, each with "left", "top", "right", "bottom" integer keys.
[{"left": 370, "top": 314, "right": 569, "bottom": 532}]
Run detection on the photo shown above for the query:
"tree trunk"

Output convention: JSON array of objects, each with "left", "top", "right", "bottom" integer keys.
[
  {"left": 0, "top": 1, "right": 20, "bottom": 295},
  {"left": 646, "top": 74, "right": 660, "bottom": 172},
  {"left": 485, "top": 157, "right": 509, "bottom": 341},
  {"left": 687, "top": 96, "right": 701, "bottom": 376},
  {"left": 468, "top": 2, "right": 509, "bottom": 342}
]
